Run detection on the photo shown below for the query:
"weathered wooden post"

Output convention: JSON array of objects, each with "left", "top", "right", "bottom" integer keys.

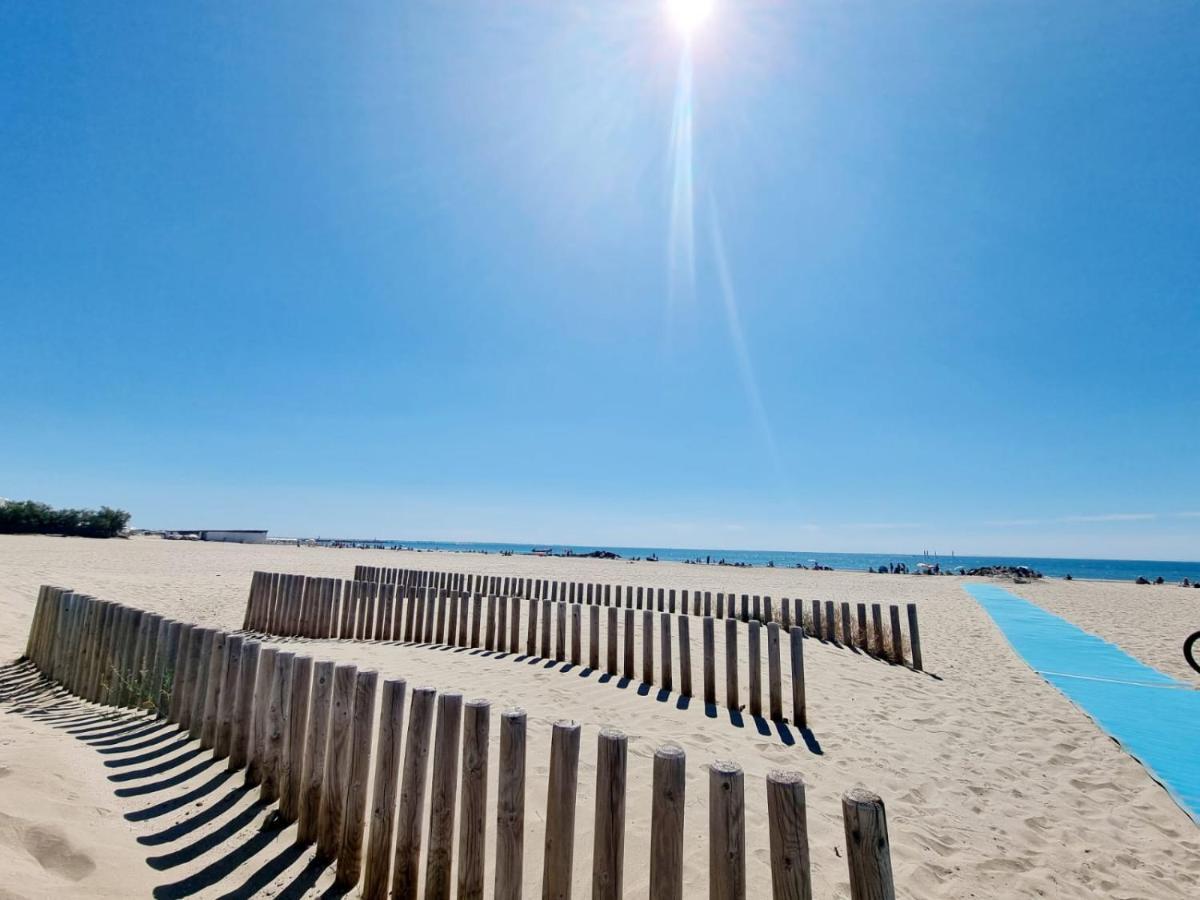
[
  {"left": 871, "top": 604, "right": 884, "bottom": 657},
  {"left": 280, "top": 655, "right": 313, "bottom": 823},
  {"left": 889, "top": 605, "right": 904, "bottom": 664},
  {"left": 424, "top": 692, "right": 464, "bottom": 900},
  {"left": 589, "top": 605, "right": 600, "bottom": 670},
  {"left": 660, "top": 612, "right": 673, "bottom": 692},
  {"left": 527, "top": 597, "right": 538, "bottom": 656},
  {"left": 824, "top": 601, "right": 836, "bottom": 644},
  {"left": 189, "top": 628, "right": 215, "bottom": 738},
  {"left": 335, "top": 669, "right": 379, "bottom": 888},
  {"left": 709, "top": 760, "right": 746, "bottom": 900},
  {"left": 650, "top": 744, "right": 686, "bottom": 900},
  {"left": 767, "top": 623, "right": 783, "bottom": 721},
  {"left": 703, "top": 617, "right": 716, "bottom": 706},
  {"left": 391, "top": 686, "right": 437, "bottom": 898},
  {"left": 494, "top": 708, "right": 526, "bottom": 900},
  {"left": 555, "top": 601, "right": 566, "bottom": 662},
  {"left": 748, "top": 621, "right": 762, "bottom": 717},
  {"left": 725, "top": 619, "right": 739, "bottom": 710},
  {"left": 570, "top": 604, "right": 581, "bottom": 666},
  {"left": 201, "top": 630, "right": 228, "bottom": 749},
  {"left": 457, "top": 699, "right": 490, "bottom": 900},
  {"left": 767, "top": 771, "right": 813, "bottom": 900},
  {"left": 317, "top": 663, "right": 358, "bottom": 858},
  {"left": 229, "top": 640, "right": 261, "bottom": 772},
  {"left": 678, "top": 615, "right": 692, "bottom": 697},
  {"left": 623, "top": 609, "right": 635, "bottom": 680},
  {"left": 297, "top": 659, "right": 335, "bottom": 844},
  {"left": 811, "top": 600, "right": 821, "bottom": 640},
  {"left": 790, "top": 627, "right": 806, "bottom": 729},
  {"left": 907, "top": 603, "right": 923, "bottom": 671},
  {"left": 260, "top": 651, "right": 295, "bottom": 804},
  {"left": 841, "top": 602, "right": 853, "bottom": 647},
  {"left": 215, "top": 634, "right": 243, "bottom": 759},
  {"left": 542, "top": 720, "right": 581, "bottom": 900},
  {"left": 485, "top": 595, "right": 497, "bottom": 651},
  {"left": 541, "top": 600, "right": 552, "bottom": 659},
  {"left": 842, "top": 788, "right": 894, "bottom": 900},
  {"left": 606, "top": 607, "right": 618, "bottom": 675},
  {"left": 857, "top": 603, "right": 869, "bottom": 651},
  {"left": 642, "top": 610, "right": 654, "bottom": 685},
  {"left": 591, "top": 728, "right": 627, "bottom": 900}
]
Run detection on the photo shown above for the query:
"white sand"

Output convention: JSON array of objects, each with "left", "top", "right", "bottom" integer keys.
[{"left": 1, "top": 535, "right": 1198, "bottom": 898}]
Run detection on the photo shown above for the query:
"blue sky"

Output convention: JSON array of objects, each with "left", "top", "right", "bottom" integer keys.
[{"left": 2, "top": 2, "right": 1197, "bottom": 559}]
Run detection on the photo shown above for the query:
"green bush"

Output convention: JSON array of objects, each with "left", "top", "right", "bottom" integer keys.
[{"left": 0, "top": 499, "right": 131, "bottom": 538}]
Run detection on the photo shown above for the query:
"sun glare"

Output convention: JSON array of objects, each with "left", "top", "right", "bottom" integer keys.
[{"left": 667, "top": 0, "right": 715, "bottom": 36}]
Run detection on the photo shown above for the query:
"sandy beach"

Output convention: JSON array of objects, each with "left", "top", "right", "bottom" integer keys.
[{"left": 1, "top": 534, "right": 1198, "bottom": 898}]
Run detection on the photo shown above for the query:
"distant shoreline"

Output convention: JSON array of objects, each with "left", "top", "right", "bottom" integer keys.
[{"left": 250, "top": 536, "right": 1200, "bottom": 584}]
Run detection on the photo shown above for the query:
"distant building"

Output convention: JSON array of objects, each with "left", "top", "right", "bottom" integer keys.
[{"left": 174, "top": 529, "right": 268, "bottom": 544}]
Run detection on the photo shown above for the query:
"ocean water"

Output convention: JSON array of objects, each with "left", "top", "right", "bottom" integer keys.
[{"left": 308, "top": 539, "right": 1200, "bottom": 584}]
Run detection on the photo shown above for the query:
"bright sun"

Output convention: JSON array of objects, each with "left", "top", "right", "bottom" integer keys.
[{"left": 667, "top": 0, "right": 715, "bottom": 36}]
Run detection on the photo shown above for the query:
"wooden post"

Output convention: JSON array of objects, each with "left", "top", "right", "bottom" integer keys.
[
  {"left": 158, "top": 619, "right": 181, "bottom": 717},
  {"left": 297, "top": 659, "right": 335, "bottom": 844},
  {"left": 753, "top": 596, "right": 761, "bottom": 623},
  {"left": 660, "top": 612, "right": 673, "bottom": 692},
  {"left": 606, "top": 607, "right": 618, "bottom": 675},
  {"left": 260, "top": 651, "right": 294, "bottom": 804},
  {"left": 542, "top": 720, "right": 581, "bottom": 900},
  {"left": 189, "top": 627, "right": 215, "bottom": 739},
  {"left": 811, "top": 600, "right": 821, "bottom": 640},
  {"left": 498, "top": 595, "right": 508, "bottom": 651},
  {"left": 494, "top": 708, "right": 526, "bottom": 900},
  {"left": 650, "top": 744, "right": 686, "bottom": 900},
  {"left": 335, "top": 669, "right": 379, "bottom": 888},
  {"left": 570, "top": 604, "right": 581, "bottom": 666},
  {"left": 871, "top": 604, "right": 883, "bottom": 657},
  {"left": 841, "top": 602, "right": 853, "bottom": 647},
  {"left": 201, "top": 630, "right": 228, "bottom": 749},
  {"left": 748, "top": 621, "right": 762, "bottom": 718},
  {"left": 486, "top": 595, "right": 497, "bottom": 651},
  {"left": 317, "top": 663, "right": 358, "bottom": 859},
  {"left": 229, "top": 640, "right": 260, "bottom": 772},
  {"left": 541, "top": 600, "right": 552, "bottom": 659},
  {"left": 781, "top": 598, "right": 791, "bottom": 631},
  {"left": 789, "top": 628, "right": 806, "bottom": 729},
  {"left": 889, "top": 605, "right": 904, "bottom": 664},
  {"left": 907, "top": 603, "right": 923, "bottom": 671},
  {"left": 704, "top": 591, "right": 712, "bottom": 617},
  {"left": 767, "top": 623, "right": 783, "bottom": 721},
  {"left": 703, "top": 617, "right": 716, "bottom": 706},
  {"left": 215, "top": 634, "right": 243, "bottom": 759},
  {"left": 589, "top": 605, "right": 600, "bottom": 670},
  {"left": 392, "top": 686, "right": 437, "bottom": 899},
  {"left": 424, "top": 692, "right": 464, "bottom": 900},
  {"left": 857, "top": 604, "right": 869, "bottom": 651},
  {"left": 527, "top": 597, "right": 538, "bottom": 656},
  {"left": 510, "top": 597, "right": 521, "bottom": 654},
  {"left": 642, "top": 610, "right": 654, "bottom": 685},
  {"left": 555, "top": 601, "right": 566, "bottom": 662},
  {"left": 623, "top": 609, "right": 635, "bottom": 680},
  {"left": 281, "top": 655, "right": 313, "bottom": 823},
  {"left": 767, "top": 771, "right": 812, "bottom": 900},
  {"left": 709, "top": 760, "right": 746, "bottom": 900},
  {"left": 842, "top": 788, "right": 894, "bottom": 900},
  {"left": 678, "top": 616, "right": 692, "bottom": 697},
  {"left": 725, "top": 619, "right": 739, "bottom": 710},
  {"left": 824, "top": 601, "right": 836, "bottom": 643},
  {"left": 591, "top": 728, "right": 627, "bottom": 900},
  {"left": 174, "top": 624, "right": 200, "bottom": 730},
  {"left": 457, "top": 699, "right": 490, "bottom": 900}
]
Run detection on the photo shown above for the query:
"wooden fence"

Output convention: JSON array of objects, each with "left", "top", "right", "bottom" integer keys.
[
  {"left": 244, "top": 571, "right": 810, "bottom": 727},
  {"left": 348, "top": 564, "right": 924, "bottom": 672},
  {"left": 24, "top": 583, "right": 898, "bottom": 898}
]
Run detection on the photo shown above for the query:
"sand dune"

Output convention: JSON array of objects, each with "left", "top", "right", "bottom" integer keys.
[{"left": 1, "top": 534, "right": 1198, "bottom": 898}]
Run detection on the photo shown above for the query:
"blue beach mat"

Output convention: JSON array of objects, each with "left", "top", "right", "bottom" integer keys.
[{"left": 964, "top": 583, "right": 1200, "bottom": 824}]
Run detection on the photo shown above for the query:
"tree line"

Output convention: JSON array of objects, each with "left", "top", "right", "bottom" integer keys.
[{"left": 0, "top": 499, "right": 131, "bottom": 539}]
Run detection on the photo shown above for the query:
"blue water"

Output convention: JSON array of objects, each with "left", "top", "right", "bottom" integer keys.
[
  {"left": 965, "top": 584, "right": 1200, "bottom": 823},
  {"left": 305, "top": 538, "right": 1200, "bottom": 584}
]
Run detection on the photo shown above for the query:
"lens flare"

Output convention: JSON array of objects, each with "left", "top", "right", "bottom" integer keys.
[{"left": 667, "top": 0, "right": 715, "bottom": 36}]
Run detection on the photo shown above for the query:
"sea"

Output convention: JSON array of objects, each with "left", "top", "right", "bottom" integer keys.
[{"left": 304, "top": 539, "right": 1200, "bottom": 584}]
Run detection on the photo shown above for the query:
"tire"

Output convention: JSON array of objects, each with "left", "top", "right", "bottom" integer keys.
[{"left": 1185, "top": 631, "right": 1200, "bottom": 675}]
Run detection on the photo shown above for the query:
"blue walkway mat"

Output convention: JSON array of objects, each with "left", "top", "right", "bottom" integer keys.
[{"left": 965, "top": 583, "right": 1200, "bottom": 824}]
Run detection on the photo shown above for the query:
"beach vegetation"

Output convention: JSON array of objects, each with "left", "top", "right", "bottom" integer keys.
[{"left": 0, "top": 499, "right": 131, "bottom": 538}]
